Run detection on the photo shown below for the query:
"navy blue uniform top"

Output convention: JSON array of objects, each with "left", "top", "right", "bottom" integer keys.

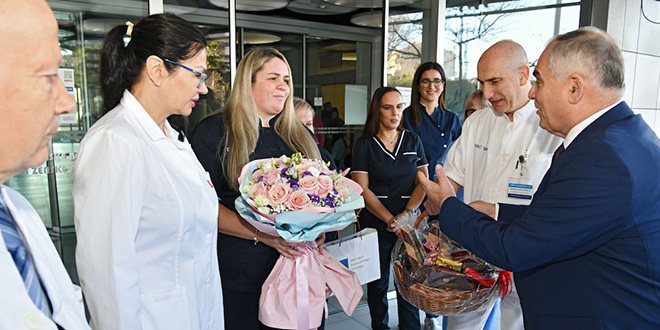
[
  {"left": 402, "top": 104, "right": 461, "bottom": 179},
  {"left": 352, "top": 130, "right": 427, "bottom": 233},
  {"left": 190, "top": 114, "right": 335, "bottom": 293}
]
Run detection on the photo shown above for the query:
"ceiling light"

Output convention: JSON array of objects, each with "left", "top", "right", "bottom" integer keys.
[
  {"left": 287, "top": 0, "right": 356, "bottom": 15},
  {"left": 208, "top": 0, "right": 288, "bottom": 11},
  {"left": 322, "top": 0, "right": 417, "bottom": 8},
  {"left": 207, "top": 32, "right": 282, "bottom": 45}
]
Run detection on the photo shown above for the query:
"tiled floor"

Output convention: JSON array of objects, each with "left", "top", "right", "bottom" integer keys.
[{"left": 325, "top": 290, "right": 436, "bottom": 330}]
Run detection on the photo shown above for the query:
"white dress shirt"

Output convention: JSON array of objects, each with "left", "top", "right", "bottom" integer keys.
[
  {"left": 563, "top": 100, "right": 622, "bottom": 149},
  {"left": 73, "top": 90, "right": 224, "bottom": 330}
]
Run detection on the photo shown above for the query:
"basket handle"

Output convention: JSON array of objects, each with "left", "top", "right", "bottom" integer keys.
[{"left": 413, "top": 210, "right": 428, "bottom": 229}]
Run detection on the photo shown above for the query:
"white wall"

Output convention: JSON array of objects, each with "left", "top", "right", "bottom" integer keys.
[{"left": 608, "top": 0, "right": 660, "bottom": 133}]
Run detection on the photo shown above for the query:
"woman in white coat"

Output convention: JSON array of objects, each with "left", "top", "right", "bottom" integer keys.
[{"left": 72, "top": 14, "right": 224, "bottom": 330}]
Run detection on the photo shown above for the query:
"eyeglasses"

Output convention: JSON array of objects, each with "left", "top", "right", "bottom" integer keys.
[
  {"left": 420, "top": 78, "right": 443, "bottom": 87},
  {"left": 381, "top": 104, "right": 405, "bottom": 112},
  {"left": 163, "top": 58, "right": 207, "bottom": 88}
]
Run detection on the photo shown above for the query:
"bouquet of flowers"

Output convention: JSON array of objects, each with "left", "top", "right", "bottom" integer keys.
[
  {"left": 243, "top": 153, "right": 353, "bottom": 213},
  {"left": 391, "top": 212, "right": 512, "bottom": 315},
  {"left": 235, "top": 153, "right": 365, "bottom": 330}
]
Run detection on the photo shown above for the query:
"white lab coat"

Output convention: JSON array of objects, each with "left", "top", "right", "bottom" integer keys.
[
  {"left": 73, "top": 90, "right": 224, "bottom": 330},
  {"left": 444, "top": 101, "right": 563, "bottom": 204},
  {"left": 0, "top": 185, "right": 91, "bottom": 330}
]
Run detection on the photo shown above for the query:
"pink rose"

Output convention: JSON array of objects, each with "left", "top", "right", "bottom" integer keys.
[
  {"left": 296, "top": 162, "right": 322, "bottom": 173},
  {"left": 298, "top": 175, "right": 318, "bottom": 194},
  {"left": 250, "top": 169, "right": 264, "bottom": 183},
  {"left": 317, "top": 175, "right": 334, "bottom": 197},
  {"left": 287, "top": 190, "right": 311, "bottom": 211},
  {"left": 261, "top": 167, "right": 279, "bottom": 184},
  {"left": 268, "top": 182, "right": 291, "bottom": 205},
  {"left": 338, "top": 186, "right": 351, "bottom": 199},
  {"left": 248, "top": 182, "right": 268, "bottom": 199}
]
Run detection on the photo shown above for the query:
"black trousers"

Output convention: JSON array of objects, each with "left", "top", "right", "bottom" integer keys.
[{"left": 366, "top": 227, "right": 420, "bottom": 330}]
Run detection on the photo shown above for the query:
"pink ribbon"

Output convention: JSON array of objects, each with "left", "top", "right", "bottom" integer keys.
[
  {"left": 258, "top": 244, "right": 362, "bottom": 329},
  {"left": 296, "top": 244, "right": 311, "bottom": 330}
]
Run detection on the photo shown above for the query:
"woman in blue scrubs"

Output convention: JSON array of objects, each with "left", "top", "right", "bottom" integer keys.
[
  {"left": 352, "top": 87, "right": 429, "bottom": 330},
  {"left": 402, "top": 62, "right": 461, "bottom": 329},
  {"left": 402, "top": 62, "right": 461, "bottom": 180}
]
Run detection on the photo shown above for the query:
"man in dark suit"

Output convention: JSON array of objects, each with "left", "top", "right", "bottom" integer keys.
[{"left": 419, "top": 27, "right": 660, "bottom": 330}]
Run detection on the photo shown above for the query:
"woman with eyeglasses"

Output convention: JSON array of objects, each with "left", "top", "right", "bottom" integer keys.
[
  {"left": 403, "top": 62, "right": 462, "bottom": 182},
  {"left": 402, "top": 62, "right": 461, "bottom": 330},
  {"left": 351, "top": 87, "right": 428, "bottom": 330},
  {"left": 190, "top": 47, "right": 325, "bottom": 330},
  {"left": 72, "top": 14, "right": 224, "bottom": 330}
]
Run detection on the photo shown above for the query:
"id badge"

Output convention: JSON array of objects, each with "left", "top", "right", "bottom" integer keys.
[{"left": 507, "top": 177, "right": 534, "bottom": 200}]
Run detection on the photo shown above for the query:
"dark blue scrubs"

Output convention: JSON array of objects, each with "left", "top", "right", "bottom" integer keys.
[
  {"left": 191, "top": 114, "right": 332, "bottom": 330},
  {"left": 402, "top": 104, "right": 461, "bottom": 180},
  {"left": 352, "top": 130, "right": 427, "bottom": 330}
]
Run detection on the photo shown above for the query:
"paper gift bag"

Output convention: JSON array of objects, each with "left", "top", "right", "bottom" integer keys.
[{"left": 325, "top": 228, "right": 380, "bottom": 285}]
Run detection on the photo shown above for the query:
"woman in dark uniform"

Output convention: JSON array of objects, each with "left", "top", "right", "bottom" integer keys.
[
  {"left": 401, "top": 61, "right": 462, "bottom": 330},
  {"left": 352, "top": 86, "right": 429, "bottom": 330},
  {"left": 402, "top": 62, "right": 461, "bottom": 180},
  {"left": 190, "top": 47, "right": 324, "bottom": 330}
]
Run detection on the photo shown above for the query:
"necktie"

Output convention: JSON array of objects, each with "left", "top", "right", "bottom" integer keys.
[
  {"left": 0, "top": 191, "right": 52, "bottom": 317},
  {"left": 552, "top": 144, "right": 565, "bottom": 163}
]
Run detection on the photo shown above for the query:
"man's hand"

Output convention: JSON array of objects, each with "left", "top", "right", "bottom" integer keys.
[
  {"left": 423, "top": 199, "right": 441, "bottom": 216},
  {"left": 417, "top": 165, "right": 456, "bottom": 215}
]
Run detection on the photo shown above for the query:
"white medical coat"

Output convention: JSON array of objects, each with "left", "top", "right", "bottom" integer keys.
[
  {"left": 73, "top": 91, "right": 224, "bottom": 330},
  {"left": 444, "top": 101, "right": 563, "bottom": 205},
  {"left": 0, "top": 186, "right": 90, "bottom": 330}
]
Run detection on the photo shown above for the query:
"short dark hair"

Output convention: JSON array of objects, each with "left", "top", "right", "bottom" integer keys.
[
  {"left": 362, "top": 86, "right": 401, "bottom": 138},
  {"left": 100, "top": 13, "right": 207, "bottom": 114}
]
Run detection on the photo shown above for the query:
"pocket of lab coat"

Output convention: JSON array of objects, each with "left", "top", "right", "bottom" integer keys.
[{"left": 141, "top": 286, "right": 191, "bottom": 329}]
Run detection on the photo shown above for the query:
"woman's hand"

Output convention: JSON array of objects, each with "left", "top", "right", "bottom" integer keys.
[
  {"left": 386, "top": 216, "right": 398, "bottom": 233},
  {"left": 260, "top": 234, "right": 305, "bottom": 259},
  {"left": 315, "top": 234, "right": 326, "bottom": 254}
]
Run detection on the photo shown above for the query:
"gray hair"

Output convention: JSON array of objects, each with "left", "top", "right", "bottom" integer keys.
[{"left": 547, "top": 26, "right": 625, "bottom": 91}]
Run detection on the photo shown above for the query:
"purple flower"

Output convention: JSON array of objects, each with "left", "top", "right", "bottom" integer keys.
[
  {"left": 288, "top": 179, "right": 299, "bottom": 191},
  {"left": 257, "top": 176, "right": 264, "bottom": 182},
  {"left": 324, "top": 198, "right": 335, "bottom": 208},
  {"left": 281, "top": 168, "right": 289, "bottom": 178},
  {"left": 303, "top": 171, "right": 313, "bottom": 178},
  {"left": 308, "top": 194, "right": 320, "bottom": 203}
]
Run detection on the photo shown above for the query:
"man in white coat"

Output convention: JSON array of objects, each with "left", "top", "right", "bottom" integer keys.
[
  {"left": 0, "top": 0, "right": 92, "bottom": 329},
  {"left": 438, "top": 41, "right": 563, "bottom": 330}
]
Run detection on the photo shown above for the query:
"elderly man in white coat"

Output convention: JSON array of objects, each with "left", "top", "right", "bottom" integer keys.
[{"left": 0, "top": 0, "right": 92, "bottom": 329}]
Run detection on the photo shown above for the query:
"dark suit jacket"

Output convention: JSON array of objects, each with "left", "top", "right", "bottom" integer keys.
[{"left": 439, "top": 102, "right": 660, "bottom": 329}]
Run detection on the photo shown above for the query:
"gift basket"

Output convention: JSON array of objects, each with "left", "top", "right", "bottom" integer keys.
[{"left": 391, "top": 211, "right": 512, "bottom": 315}]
